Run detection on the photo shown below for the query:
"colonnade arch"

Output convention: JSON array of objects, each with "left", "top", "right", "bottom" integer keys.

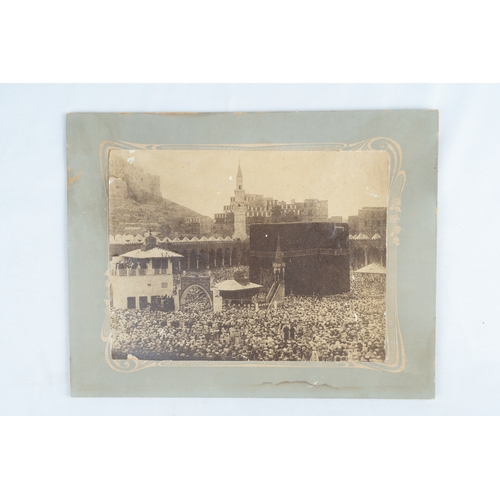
[
  {"left": 350, "top": 241, "right": 386, "bottom": 270},
  {"left": 111, "top": 239, "right": 268, "bottom": 271},
  {"left": 165, "top": 242, "right": 247, "bottom": 271},
  {"left": 367, "top": 247, "right": 381, "bottom": 265}
]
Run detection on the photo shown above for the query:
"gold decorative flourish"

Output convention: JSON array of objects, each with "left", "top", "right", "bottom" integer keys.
[
  {"left": 389, "top": 198, "right": 403, "bottom": 245},
  {"left": 67, "top": 166, "right": 83, "bottom": 190},
  {"left": 101, "top": 137, "right": 406, "bottom": 373}
]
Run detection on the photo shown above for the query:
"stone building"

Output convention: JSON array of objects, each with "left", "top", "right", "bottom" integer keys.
[
  {"left": 182, "top": 217, "right": 201, "bottom": 237},
  {"left": 109, "top": 233, "right": 183, "bottom": 310},
  {"left": 214, "top": 165, "right": 329, "bottom": 238},
  {"left": 347, "top": 207, "right": 387, "bottom": 240},
  {"left": 249, "top": 222, "right": 350, "bottom": 296}
]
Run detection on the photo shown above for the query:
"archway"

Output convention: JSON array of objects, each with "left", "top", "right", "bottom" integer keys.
[
  {"left": 180, "top": 251, "right": 189, "bottom": 270},
  {"left": 208, "top": 249, "right": 216, "bottom": 268},
  {"left": 352, "top": 247, "right": 366, "bottom": 269},
  {"left": 198, "top": 248, "right": 208, "bottom": 269},
  {"left": 240, "top": 247, "right": 249, "bottom": 265},
  {"left": 231, "top": 247, "right": 238, "bottom": 266},
  {"left": 179, "top": 284, "right": 213, "bottom": 312},
  {"left": 189, "top": 249, "right": 197, "bottom": 270},
  {"left": 224, "top": 248, "right": 231, "bottom": 267},
  {"left": 367, "top": 247, "right": 380, "bottom": 265},
  {"left": 216, "top": 248, "right": 223, "bottom": 267}
]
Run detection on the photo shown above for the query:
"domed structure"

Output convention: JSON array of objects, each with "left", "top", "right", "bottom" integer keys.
[
  {"left": 233, "top": 268, "right": 249, "bottom": 286},
  {"left": 142, "top": 231, "right": 157, "bottom": 251}
]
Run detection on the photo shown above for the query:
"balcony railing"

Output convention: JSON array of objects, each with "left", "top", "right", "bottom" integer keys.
[{"left": 111, "top": 268, "right": 171, "bottom": 277}]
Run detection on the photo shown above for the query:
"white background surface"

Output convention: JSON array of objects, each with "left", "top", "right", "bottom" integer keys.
[
  {"left": 1, "top": 83, "right": 498, "bottom": 415},
  {"left": 1, "top": 3, "right": 499, "bottom": 498}
]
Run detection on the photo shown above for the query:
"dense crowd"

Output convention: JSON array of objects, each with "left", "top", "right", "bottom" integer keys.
[{"left": 111, "top": 270, "right": 386, "bottom": 363}]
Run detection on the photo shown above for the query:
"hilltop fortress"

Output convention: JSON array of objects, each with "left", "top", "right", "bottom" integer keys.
[
  {"left": 108, "top": 157, "right": 212, "bottom": 237},
  {"left": 110, "top": 158, "right": 163, "bottom": 203}
]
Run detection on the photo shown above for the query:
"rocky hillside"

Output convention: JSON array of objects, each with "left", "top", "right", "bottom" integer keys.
[
  {"left": 110, "top": 156, "right": 162, "bottom": 202},
  {"left": 109, "top": 161, "right": 213, "bottom": 237}
]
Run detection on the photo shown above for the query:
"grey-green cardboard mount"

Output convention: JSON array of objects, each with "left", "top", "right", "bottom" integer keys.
[{"left": 67, "top": 111, "right": 438, "bottom": 398}]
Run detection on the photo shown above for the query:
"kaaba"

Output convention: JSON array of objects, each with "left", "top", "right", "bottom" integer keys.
[{"left": 249, "top": 222, "right": 350, "bottom": 296}]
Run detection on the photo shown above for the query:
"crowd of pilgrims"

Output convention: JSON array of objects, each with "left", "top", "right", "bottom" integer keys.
[{"left": 111, "top": 267, "right": 386, "bottom": 363}]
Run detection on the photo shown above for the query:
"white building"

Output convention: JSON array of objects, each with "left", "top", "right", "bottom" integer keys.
[{"left": 109, "top": 233, "right": 183, "bottom": 309}]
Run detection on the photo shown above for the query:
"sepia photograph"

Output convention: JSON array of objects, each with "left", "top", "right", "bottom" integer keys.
[{"left": 108, "top": 148, "right": 390, "bottom": 364}]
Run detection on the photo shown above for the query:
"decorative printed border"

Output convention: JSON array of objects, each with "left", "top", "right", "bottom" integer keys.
[{"left": 100, "top": 138, "right": 406, "bottom": 373}]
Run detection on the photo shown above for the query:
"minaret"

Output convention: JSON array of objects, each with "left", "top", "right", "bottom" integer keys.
[
  {"left": 236, "top": 163, "right": 243, "bottom": 190},
  {"left": 233, "top": 161, "right": 247, "bottom": 240},
  {"left": 272, "top": 234, "right": 286, "bottom": 282}
]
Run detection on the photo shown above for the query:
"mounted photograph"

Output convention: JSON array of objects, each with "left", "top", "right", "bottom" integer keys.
[{"left": 68, "top": 110, "right": 437, "bottom": 398}]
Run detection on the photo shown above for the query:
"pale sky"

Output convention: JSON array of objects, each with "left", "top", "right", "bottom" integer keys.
[{"left": 112, "top": 149, "right": 389, "bottom": 220}]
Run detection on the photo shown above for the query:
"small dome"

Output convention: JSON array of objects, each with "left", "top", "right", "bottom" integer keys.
[
  {"left": 233, "top": 269, "right": 249, "bottom": 285},
  {"left": 143, "top": 231, "right": 157, "bottom": 250}
]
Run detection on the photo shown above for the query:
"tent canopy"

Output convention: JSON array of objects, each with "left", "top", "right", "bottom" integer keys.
[
  {"left": 215, "top": 280, "right": 263, "bottom": 292},
  {"left": 354, "top": 263, "right": 386, "bottom": 274},
  {"left": 120, "top": 247, "right": 183, "bottom": 259}
]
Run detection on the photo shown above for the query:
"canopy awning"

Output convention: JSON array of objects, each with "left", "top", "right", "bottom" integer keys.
[
  {"left": 354, "top": 263, "right": 386, "bottom": 274},
  {"left": 215, "top": 280, "right": 263, "bottom": 292},
  {"left": 120, "top": 247, "right": 183, "bottom": 259}
]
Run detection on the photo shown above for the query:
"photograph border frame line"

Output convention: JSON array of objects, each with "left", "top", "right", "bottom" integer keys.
[{"left": 100, "top": 138, "right": 405, "bottom": 374}]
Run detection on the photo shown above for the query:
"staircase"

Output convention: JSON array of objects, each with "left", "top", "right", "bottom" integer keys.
[
  {"left": 267, "top": 281, "right": 285, "bottom": 306},
  {"left": 266, "top": 281, "right": 278, "bottom": 303}
]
